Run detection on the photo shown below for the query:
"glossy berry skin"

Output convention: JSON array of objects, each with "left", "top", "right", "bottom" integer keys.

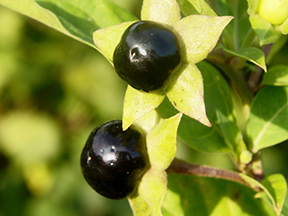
[
  {"left": 80, "top": 120, "right": 149, "bottom": 199},
  {"left": 113, "top": 20, "right": 182, "bottom": 92}
]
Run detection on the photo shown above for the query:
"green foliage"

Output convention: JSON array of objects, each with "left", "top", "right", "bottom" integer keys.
[
  {"left": 1, "top": 0, "right": 288, "bottom": 215},
  {"left": 247, "top": 86, "right": 288, "bottom": 152}
]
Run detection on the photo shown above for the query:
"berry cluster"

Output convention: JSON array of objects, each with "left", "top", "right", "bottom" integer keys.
[{"left": 81, "top": 21, "right": 182, "bottom": 199}]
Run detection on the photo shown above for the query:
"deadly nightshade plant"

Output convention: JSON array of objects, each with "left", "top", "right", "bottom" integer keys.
[{"left": 93, "top": 0, "right": 232, "bottom": 215}]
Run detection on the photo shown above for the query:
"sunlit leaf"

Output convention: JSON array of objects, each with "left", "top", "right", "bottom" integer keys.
[
  {"left": 166, "top": 64, "right": 211, "bottom": 127},
  {"left": 240, "top": 173, "right": 287, "bottom": 215},
  {"left": 260, "top": 174, "right": 287, "bottom": 215},
  {"left": 175, "top": 15, "right": 233, "bottom": 64},
  {"left": 163, "top": 174, "right": 277, "bottom": 216},
  {"left": 123, "top": 86, "right": 165, "bottom": 131},
  {"left": 141, "top": 0, "right": 181, "bottom": 26},
  {"left": 0, "top": 0, "right": 137, "bottom": 47},
  {"left": 247, "top": 86, "right": 288, "bottom": 152},
  {"left": 262, "top": 65, "right": 288, "bottom": 86},
  {"left": 224, "top": 47, "right": 267, "bottom": 72}
]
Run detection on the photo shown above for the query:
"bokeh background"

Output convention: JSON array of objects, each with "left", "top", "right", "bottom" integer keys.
[{"left": 0, "top": 1, "right": 288, "bottom": 216}]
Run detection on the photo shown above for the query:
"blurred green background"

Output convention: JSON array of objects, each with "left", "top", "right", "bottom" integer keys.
[{"left": 0, "top": 1, "right": 288, "bottom": 216}]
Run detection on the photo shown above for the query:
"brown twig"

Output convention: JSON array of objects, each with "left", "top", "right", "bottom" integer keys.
[{"left": 166, "top": 158, "right": 256, "bottom": 190}]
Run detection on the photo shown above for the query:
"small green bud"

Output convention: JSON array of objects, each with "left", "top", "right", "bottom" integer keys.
[
  {"left": 258, "top": 0, "right": 288, "bottom": 25},
  {"left": 240, "top": 150, "right": 253, "bottom": 165}
]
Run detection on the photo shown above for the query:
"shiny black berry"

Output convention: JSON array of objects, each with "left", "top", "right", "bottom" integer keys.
[
  {"left": 113, "top": 20, "right": 182, "bottom": 92},
  {"left": 80, "top": 120, "right": 149, "bottom": 199}
]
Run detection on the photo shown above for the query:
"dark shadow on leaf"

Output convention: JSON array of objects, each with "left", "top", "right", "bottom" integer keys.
[{"left": 36, "top": 1, "right": 99, "bottom": 45}]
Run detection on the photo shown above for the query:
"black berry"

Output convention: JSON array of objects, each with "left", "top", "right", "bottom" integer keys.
[
  {"left": 80, "top": 120, "right": 149, "bottom": 199},
  {"left": 113, "top": 20, "right": 182, "bottom": 92}
]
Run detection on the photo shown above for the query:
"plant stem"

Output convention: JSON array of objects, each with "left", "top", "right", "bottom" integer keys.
[{"left": 166, "top": 158, "right": 257, "bottom": 190}]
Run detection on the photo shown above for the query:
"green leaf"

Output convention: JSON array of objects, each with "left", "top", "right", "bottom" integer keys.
[
  {"left": 162, "top": 174, "right": 277, "bottom": 216},
  {"left": 93, "top": 21, "right": 135, "bottom": 63},
  {"left": 262, "top": 65, "right": 288, "bottom": 86},
  {"left": 141, "top": 0, "right": 181, "bottom": 26},
  {"left": 166, "top": 64, "right": 211, "bottom": 127},
  {"left": 247, "top": 86, "right": 288, "bottom": 152},
  {"left": 260, "top": 174, "right": 287, "bottom": 215},
  {"left": 175, "top": 15, "right": 233, "bottom": 64},
  {"left": 215, "top": 0, "right": 254, "bottom": 50},
  {"left": 240, "top": 173, "right": 287, "bottom": 215},
  {"left": 123, "top": 86, "right": 165, "bottom": 131},
  {"left": 249, "top": 14, "right": 281, "bottom": 46},
  {"left": 224, "top": 47, "right": 267, "bottom": 72},
  {"left": 175, "top": 0, "right": 217, "bottom": 17},
  {"left": 0, "top": 0, "right": 137, "bottom": 47},
  {"left": 158, "top": 61, "right": 233, "bottom": 153}
]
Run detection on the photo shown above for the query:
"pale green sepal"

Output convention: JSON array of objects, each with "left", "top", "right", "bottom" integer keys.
[
  {"left": 146, "top": 113, "right": 182, "bottom": 170},
  {"left": 224, "top": 47, "right": 267, "bottom": 72},
  {"left": 134, "top": 110, "right": 160, "bottom": 134},
  {"left": 240, "top": 173, "right": 287, "bottom": 215},
  {"left": 249, "top": 14, "right": 281, "bottom": 46},
  {"left": 281, "top": 19, "right": 288, "bottom": 35},
  {"left": 175, "top": 15, "right": 233, "bottom": 64},
  {"left": 123, "top": 85, "right": 165, "bottom": 131},
  {"left": 139, "top": 169, "right": 168, "bottom": 216},
  {"left": 166, "top": 64, "right": 211, "bottom": 127},
  {"left": 93, "top": 21, "right": 135, "bottom": 63},
  {"left": 141, "top": 0, "right": 181, "bottom": 26},
  {"left": 128, "top": 193, "right": 151, "bottom": 216}
]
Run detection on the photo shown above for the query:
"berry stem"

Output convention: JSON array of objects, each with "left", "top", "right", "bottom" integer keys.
[{"left": 166, "top": 158, "right": 257, "bottom": 190}]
